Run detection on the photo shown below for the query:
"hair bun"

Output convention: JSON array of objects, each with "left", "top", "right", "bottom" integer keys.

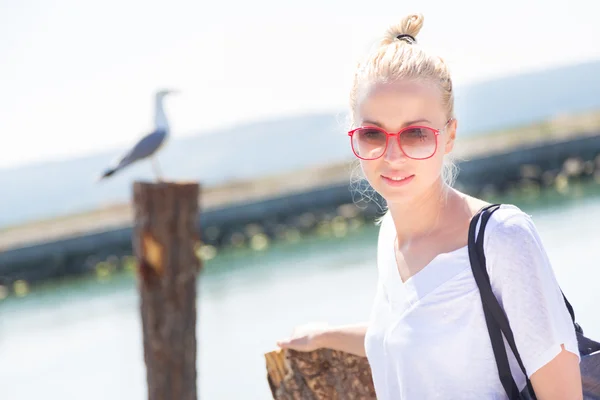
[{"left": 382, "top": 13, "right": 424, "bottom": 46}]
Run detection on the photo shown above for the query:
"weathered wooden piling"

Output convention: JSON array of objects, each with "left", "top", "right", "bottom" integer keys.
[
  {"left": 132, "top": 181, "right": 201, "bottom": 400},
  {"left": 265, "top": 348, "right": 376, "bottom": 399}
]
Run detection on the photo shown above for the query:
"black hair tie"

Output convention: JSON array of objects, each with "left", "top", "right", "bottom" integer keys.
[{"left": 396, "top": 34, "right": 416, "bottom": 44}]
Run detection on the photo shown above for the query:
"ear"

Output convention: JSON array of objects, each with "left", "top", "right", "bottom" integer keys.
[{"left": 444, "top": 118, "right": 457, "bottom": 154}]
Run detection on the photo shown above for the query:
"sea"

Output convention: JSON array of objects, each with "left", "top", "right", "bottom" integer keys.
[{"left": 2, "top": 183, "right": 600, "bottom": 399}]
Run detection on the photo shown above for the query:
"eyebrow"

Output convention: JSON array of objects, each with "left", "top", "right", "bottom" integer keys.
[{"left": 361, "top": 118, "right": 432, "bottom": 128}]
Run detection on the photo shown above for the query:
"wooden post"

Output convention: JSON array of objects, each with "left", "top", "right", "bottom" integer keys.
[
  {"left": 265, "top": 348, "right": 376, "bottom": 399},
  {"left": 132, "top": 181, "right": 201, "bottom": 400}
]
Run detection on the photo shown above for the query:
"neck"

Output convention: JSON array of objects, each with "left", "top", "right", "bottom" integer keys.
[
  {"left": 154, "top": 95, "right": 169, "bottom": 131},
  {"left": 388, "top": 178, "right": 454, "bottom": 249}
]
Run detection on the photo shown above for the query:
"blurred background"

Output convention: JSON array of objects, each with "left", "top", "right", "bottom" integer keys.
[{"left": 1, "top": 0, "right": 600, "bottom": 399}]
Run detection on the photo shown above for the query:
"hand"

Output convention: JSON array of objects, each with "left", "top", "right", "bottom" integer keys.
[{"left": 276, "top": 322, "right": 330, "bottom": 352}]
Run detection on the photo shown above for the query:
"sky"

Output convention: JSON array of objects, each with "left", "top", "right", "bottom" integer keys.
[{"left": 1, "top": 0, "right": 599, "bottom": 169}]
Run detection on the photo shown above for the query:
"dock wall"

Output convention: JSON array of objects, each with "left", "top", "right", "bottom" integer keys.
[{"left": 1, "top": 133, "right": 599, "bottom": 286}]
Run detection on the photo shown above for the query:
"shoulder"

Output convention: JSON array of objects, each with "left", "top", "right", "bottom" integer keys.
[
  {"left": 482, "top": 204, "right": 552, "bottom": 279},
  {"left": 483, "top": 204, "right": 540, "bottom": 249}
]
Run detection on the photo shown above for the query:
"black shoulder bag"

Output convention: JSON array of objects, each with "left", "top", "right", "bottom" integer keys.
[{"left": 469, "top": 204, "right": 600, "bottom": 399}]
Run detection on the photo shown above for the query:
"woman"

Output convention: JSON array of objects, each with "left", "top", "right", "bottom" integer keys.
[{"left": 276, "top": 13, "right": 582, "bottom": 399}]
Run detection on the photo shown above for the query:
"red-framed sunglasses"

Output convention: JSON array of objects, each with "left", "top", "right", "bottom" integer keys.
[{"left": 348, "top": 119, "right": 453, "bottom": 161}]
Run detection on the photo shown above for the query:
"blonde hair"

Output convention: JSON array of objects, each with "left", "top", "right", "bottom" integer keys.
[{"left": 349, "top": 13, "right": 458, "bottom": 188}]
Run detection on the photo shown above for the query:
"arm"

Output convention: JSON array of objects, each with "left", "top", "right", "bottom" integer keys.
[
  {"left": 316, "top": 323, "right": 369, "bottom": 357},
  {"left": 530, "top": 344, "right": 582, "bottom": 400},
  {"left": 277, "top": 322, "right": 368, "bottom": 357}
]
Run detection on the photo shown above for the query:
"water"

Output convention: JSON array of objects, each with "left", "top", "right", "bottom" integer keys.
[{"left": 2, "top": 189, "right": 600, "bottom": 399}]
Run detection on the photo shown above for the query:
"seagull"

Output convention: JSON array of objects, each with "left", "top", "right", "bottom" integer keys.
[{"left": 98, "top": 89, "right": 177, "bottom": 182}]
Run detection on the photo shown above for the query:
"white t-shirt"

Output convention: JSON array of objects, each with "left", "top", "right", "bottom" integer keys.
[{"left": 364, "top": 204, "right": 580, "bottom": 399}]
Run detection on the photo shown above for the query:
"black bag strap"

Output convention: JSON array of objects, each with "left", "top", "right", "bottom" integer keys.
[{"left": 468, "top": 204, "right": 536, "bottom": 399}]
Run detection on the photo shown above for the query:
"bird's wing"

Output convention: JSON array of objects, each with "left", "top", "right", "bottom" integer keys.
[{"left": 118, "top": 129, "right": 167, "bottom": 167}]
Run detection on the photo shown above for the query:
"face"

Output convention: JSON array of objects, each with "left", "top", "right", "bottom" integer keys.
[{"left": 352, "top": 79, "right": 457, "bottom": 205}]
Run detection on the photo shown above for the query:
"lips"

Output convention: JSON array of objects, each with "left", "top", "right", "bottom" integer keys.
[
  {"left": 382, "top": 174, "right": 413, "bottom": 181},
  {"left": 381, "top": 174, "right": 415, "bottom": 186}
]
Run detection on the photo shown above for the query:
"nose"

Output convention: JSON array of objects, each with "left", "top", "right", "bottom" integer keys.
[{"left": 383, "top": 136, "right": 407, "bottom": 163}]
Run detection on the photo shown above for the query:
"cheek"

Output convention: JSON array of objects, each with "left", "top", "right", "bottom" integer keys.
[
  {"left": 409, "top": 155, "right": 445, "bottom": 185},
  {"left": 359, "top": 159, "right": 384, "bottom": 185},
  {"left": 359, "top": 159, "right": 376, "bottom": 178},
  {"left": 433, "top": 156, "right": 445, "bottom": 177},
  {"left": 422, "top": 147, "right": 445, "bottom": 170}
]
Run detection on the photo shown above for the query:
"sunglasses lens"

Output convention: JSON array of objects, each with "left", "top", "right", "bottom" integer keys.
[
  {"left": 352, "top": 128, "right": 387, "bottom": 159},
  {"left": 399, "top": 127, "right": 437, "bottom": 159}
]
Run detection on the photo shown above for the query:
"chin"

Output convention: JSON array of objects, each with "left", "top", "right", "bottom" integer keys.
[
  {"left": 380, "top": 190, "right": 416, "bottom": 206},
  {"left": 371, "top": 176, "right": 417, "bottom": 203}
]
